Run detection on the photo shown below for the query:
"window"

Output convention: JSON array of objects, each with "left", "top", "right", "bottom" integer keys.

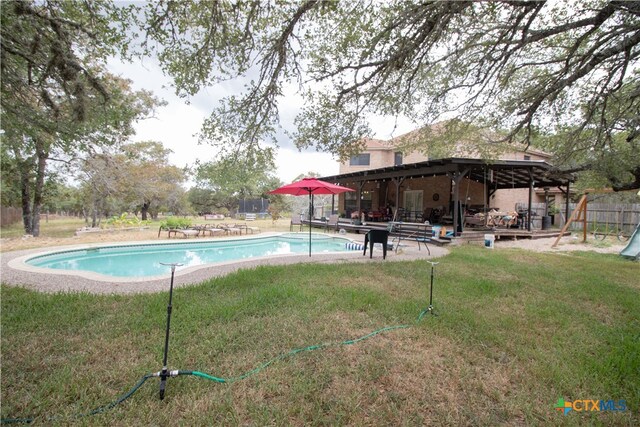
[
  {"left": 394, "top": 152, "right": 403, "bottom": 166},
  {"left": 349, "top": 153, "right": 370, "bottom": 166},
  {"left": 524, "top": 155, "right": 531, "bottom": 160},
  {"left": 344, "top": 191, "right": 372, "bottom": 213}
]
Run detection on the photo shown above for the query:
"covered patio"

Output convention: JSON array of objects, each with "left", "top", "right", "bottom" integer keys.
[{"left": 319, "top": 157, "right": 575, "bottom": 236}]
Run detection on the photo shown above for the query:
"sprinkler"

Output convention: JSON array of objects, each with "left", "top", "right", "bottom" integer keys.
[
  {"left": 0, "top": 262, "right": 428, "bottom": 424},
  {"left": 419, "top": 261, "right": 439, "bottom": 320},
  {"left": 158, "top": 262, "right": 183, "bottom": 400}
]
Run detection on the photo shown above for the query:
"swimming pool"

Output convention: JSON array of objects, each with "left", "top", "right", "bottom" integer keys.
[{"left": 25, "top": 234, "right": 354, "bottom": 279}]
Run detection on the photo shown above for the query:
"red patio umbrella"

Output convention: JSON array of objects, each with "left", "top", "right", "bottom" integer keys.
[{"left": 269, "top": 178, "right": 354, "bottom": 256}]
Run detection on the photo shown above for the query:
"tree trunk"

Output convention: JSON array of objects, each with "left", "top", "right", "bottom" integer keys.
[
  {"left": 30, "top": 141, "right": 48, "bottom": 237},
  {"left": 19, "top": 164, "right": 32, "bottom": 234},
  {"left": 141, "top": 202, "right": 150, "bottom": 220},
  {"left": 13, "top": 147, "right": 33, "bottom": 235},
  {"left": 91, "top": 196, "right": 98, "bottom": 228}
]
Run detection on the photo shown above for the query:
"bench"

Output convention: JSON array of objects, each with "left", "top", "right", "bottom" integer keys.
[{"left": 245, "top": 213, "right": 256, "bottom": 221}]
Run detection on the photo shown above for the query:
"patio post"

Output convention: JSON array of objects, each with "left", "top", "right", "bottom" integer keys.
[
  {"left": 527, "top": 168, "right": 534, "bottom": 232},
  {"left": 565, "top": 180, "right": 571, "bottom": 226}
]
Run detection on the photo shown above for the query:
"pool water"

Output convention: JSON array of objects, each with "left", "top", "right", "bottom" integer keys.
[{"left": 26, "top": 234, "right": 352, "bottom": 278}]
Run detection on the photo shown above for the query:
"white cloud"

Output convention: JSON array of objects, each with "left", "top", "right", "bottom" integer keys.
[
  {"left": 107, "top": 57, "right": 340, "bottom": 181},
  {"left": 275, "top": 148, "right": 339, "bottom": 183},
  {"left": 106, "top": 57, "right": 411, "bottom": 185}
]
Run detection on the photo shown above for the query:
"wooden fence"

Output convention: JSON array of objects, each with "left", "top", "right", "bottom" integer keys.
[
  {"left": 568, "top": 202, "right": 640, "bottom": 233},
  {"left": 1, "top": 206, "right": 22, "bottom": 227},
  {"left": 514, "top": 202, "right": 640, "bottom": 233}
]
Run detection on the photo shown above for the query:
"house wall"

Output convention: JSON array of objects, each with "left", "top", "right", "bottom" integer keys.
[
  {"left": 403, "top": 151, "right": 429, "bottom": 164},
  {"left": 339, "top": 139, "right": 551, "bottom": 174},
  {"left": 336, "top": 176, "right": 570, "bottom": 219},
  {"left": 491, "top": 185, "right": 568, "bottom": 213},
  {"left": 497, "top": 150, "right": 549, "bottom": 161},
  {"left": 339, "top": 146, "right": 395, "bottom": 174},
  {"left": 335, "top": 132, "right": 563, "bottom": 218},
  {"left": 492, "top": 188, "right": 536, "bottom": 212},
  {"left": 348, "top": 176, "right": 486, "bottom": 216}
]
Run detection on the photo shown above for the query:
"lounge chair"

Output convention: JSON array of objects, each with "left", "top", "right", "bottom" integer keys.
[
  {"left": 167, "top": 228, "right": 200, "bottom": 238},
  {"left": 200, "top": 225, "right": 225, "bottom": 237},
  {"left": 290, "top": 215, "right": 303, "bottom": 231},
  {"left": 363, "top": 229, "right": 390, "bottom": 259},
  {"left": 244, "top": 222, "right": 260, "bottom": 234},
  {"left": 218, "top": 223, "right": 242, "bottom": 235}
]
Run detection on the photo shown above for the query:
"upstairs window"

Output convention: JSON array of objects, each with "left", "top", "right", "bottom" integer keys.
[
  {"left": 394, "top": 152, "right": 403, "bottom": 166},
  {"left": 349, "top": 153, "right": 370, "bottom": 166}
]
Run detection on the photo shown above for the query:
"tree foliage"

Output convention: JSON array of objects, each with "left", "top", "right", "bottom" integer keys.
[
  {"left": 191, "top": 152, "right": 281, "bottom": 213},
  {"left": 75, "top": 141, "right": 188, "bottom": 224},
  {"left": 115, "top": 141, "right": 188, "bottom": 220},
  {"left": 1, "top": 0, "right": 134, "bottom": 132},
  {"left": 1, "top": 1, "right": 160, "bottom": 235},
  {"left": 142, "top": 0, "right": 640, "bottom": 189}
]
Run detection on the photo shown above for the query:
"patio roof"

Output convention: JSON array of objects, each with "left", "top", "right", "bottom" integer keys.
[{"left": 320, "top": 157, "right": 575, "bottom": 190}]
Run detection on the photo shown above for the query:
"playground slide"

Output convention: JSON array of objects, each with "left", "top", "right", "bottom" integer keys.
[{"left": 620, "top": 223, "right": 640, "bottom": 260}]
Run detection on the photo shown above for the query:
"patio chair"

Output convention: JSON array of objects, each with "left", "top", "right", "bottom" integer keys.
[
  {"left": 326, "top": 214, "right": 339, "bottom": 232},
  {"left": 290, "top": 215, "right": 303, "bottom": 231},
  {"left": 363, "top": 229, "right": 390, "bottom": 259},
  {"left": 412, "top": 223, "right": 432, "bottom": 255}
]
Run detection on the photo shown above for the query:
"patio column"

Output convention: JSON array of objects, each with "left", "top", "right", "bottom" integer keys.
[
  {"left": 527, "top": 168, "right": 534, "bottom": 232},
  {"left": 391, "top": 177, "right": 405, "bottom": 221},
  {"left": 452, "top": 168, "right": 469, "bottom": 235},
  {"left": 564, "top": 180, "right": 571, "bottom": 226},
  {"left": 356, "top": 181, "right": 366, "bottom": 215},
  {"left": 484, "top": 167, "right": 489, "bottom": 217}
]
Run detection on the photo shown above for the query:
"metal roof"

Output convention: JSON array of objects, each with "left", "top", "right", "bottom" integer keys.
[{"left": 320, "top": 157, "right": 574, "bottom": 190}]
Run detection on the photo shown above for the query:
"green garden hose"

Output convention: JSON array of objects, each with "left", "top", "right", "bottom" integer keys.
[{"left": 1, "top": 317, "right": 433, "bottom": 424}]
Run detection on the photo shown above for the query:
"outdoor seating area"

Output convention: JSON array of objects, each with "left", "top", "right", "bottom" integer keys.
[
  {"left": 464, "top": 210, "right": 519, "bottom": 228},
  {"left": 162, "top": 222, "right": 260, "bottom": 238}
]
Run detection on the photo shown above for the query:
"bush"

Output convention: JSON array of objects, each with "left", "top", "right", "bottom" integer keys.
[
  {"left": 105, "top": 213, "right": 149, "bottom": 228},
  {"left": 159, "top": 217, "right": 192, "bottom": 230}
]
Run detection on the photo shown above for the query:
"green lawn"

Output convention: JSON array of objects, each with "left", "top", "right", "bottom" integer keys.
[{"left": 1, "top": 247, "right": 638, "bottom": 425}]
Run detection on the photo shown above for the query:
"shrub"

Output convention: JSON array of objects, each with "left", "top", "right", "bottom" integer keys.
[
  {"left": 159, "top": 217, "right": 192, "bottom": 230},
  {"left": 105, "top": 213, "right": 149, "bottom": 228}
]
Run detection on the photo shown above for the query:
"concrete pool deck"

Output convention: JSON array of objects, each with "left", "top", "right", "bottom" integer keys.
[{"left": 1, "top": 233, "right": 449, "bottom": 294}]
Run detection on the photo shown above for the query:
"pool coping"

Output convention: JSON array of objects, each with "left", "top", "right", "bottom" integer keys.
[{"left": 0, "top": 232, "right": 448, "bottom": 294}]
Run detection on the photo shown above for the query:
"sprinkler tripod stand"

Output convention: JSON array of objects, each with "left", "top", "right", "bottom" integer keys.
[
  {"left": 420, "top": 261, "right": 439, "bottom": 319},
  {"left": 158, "top": 262, "right": 183, "bottom": 400}
]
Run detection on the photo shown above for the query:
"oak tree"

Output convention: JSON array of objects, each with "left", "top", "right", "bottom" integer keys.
[{"left": 143, "top": 0, "right": 640, "bottom": 189}]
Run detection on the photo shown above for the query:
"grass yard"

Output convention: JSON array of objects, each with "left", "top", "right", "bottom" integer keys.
[
  {"left": 0, "top": 216, "right": 294, "bottom": 253},
  {"left": 1, "top": 247, "right": 639, "bottom": 425}
]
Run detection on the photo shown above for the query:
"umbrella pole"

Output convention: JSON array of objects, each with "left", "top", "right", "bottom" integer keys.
[{"left": 308, "top": 193, "right": 312, "bottom": 257}]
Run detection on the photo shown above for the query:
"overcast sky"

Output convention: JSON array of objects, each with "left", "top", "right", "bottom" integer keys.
[{"left": 107, "top": 57, "right": 414, "bottom": 184}]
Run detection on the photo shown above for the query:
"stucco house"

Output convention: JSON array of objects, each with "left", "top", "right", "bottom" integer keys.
[{"left": 322, "top": 125, "right": 574, "bottom": 231}]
